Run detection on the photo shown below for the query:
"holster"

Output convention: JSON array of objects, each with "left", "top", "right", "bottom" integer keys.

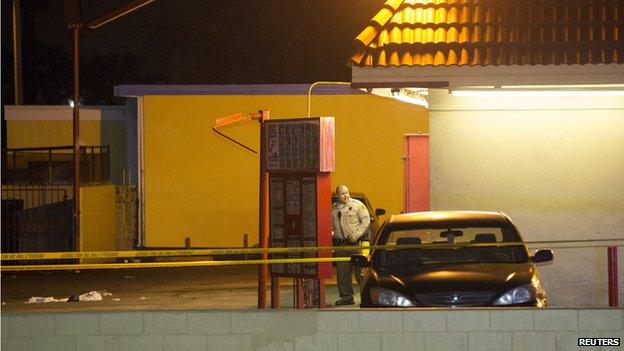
[{"left": 332, "top": 235, "right": 369, "bottom": 257}]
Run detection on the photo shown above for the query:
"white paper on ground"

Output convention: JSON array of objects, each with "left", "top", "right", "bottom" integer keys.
[
  {"left": 78, "top": 291, "right": 102, "bottom": 301},
  {"left": 25, "top": 296, "right": 67, "bottom": 304}
]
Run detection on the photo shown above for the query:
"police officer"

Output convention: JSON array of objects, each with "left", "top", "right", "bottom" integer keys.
[{"left": 332, "top": 185, "right": 370, "bottom": 306}]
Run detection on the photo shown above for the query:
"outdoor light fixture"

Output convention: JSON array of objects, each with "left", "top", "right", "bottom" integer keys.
[
  {"left": 368, "top": 87, "right": 429, "bottom": 108},
  {"left": 449, "top": 84, "right": 624, "bottom": 97},
  {"left": 393, "top": 88, "right": 429, "bottom": 108}
]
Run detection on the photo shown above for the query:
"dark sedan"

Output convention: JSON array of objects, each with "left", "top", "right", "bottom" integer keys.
[{"left": 351, "top": 211, "right": 553, "bottom": 307}]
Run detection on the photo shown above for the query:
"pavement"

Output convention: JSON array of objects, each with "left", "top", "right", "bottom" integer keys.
[{"left": 1, "top": 266, "right": 361, "bottom": 312}]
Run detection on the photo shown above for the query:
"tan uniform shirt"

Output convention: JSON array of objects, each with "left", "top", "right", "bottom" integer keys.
[{"left": 332, "top": 198, "right": 371, "bottom": 243}]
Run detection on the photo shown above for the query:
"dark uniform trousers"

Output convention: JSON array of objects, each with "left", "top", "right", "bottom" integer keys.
[{"left": 334, "top": 239, "right": 364, "bottom": 301}]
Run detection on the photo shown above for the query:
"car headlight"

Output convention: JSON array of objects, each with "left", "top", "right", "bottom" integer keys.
[
  {"left": 494, "top": 284, "right": 535, "bottom": 305},
  {"left": 370, "top": 287, "right": 415, "bottom": 307}
]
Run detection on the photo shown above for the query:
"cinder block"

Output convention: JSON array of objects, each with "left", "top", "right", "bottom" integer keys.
[
  {"left": 119, "top": 335, "right": 163, "bottom": 351},
  {"left": 424, "top": 332, "right": 468, "bottom": 351},
  {"left": 187, "top": 312, "right": 230, "bottom": 334},
  {"left": 579, "top": 310, "right": 623, "bottom": 331},
  {"left": 534, "top": 310, "right": 578, "bottom": 331},
  {"left": 403, "top": 311, "right": 446, "bottom": 331},
  {"left": 1, "top": 337, "right": 34, "bottom": 351},
  {"left": 600, "top": 330, "right": 624, "bottom": 339},
  {"left": 256, "top": 340, "right": 294, "bottom": 351},
  {"left": 318, "top": 312, "right": 361, "bottom": 333},
  {"left": 164, "top": 335, "right": 207, "bottom": 351},
  {"left": 447, "top": 311, "right": 490, "bottom": 331},
  {"left": 2, "top": 315, "right": 10, "bottom": 338},
  {"left": 381, "top": 332, "right": 424, "bottom": 351},
  {"left": 338, "top": 333, "right": 381, "bottom": 351},
  {"left": 206, "top": 334, "right": 252, "bottom": 351},
  {"left": 490, "top": 310, "right": 533, "bottom": 331},
  {"left": 55, "top": 314, "right": 99, "bottom": 336},
  {"left": 555, "top": 332, "right": 584, "bottom": 351},
  {"left": 295, "top": 333, "right": 338, "bottom": 351},
  {"left": 231, "top": 312, "right": 276, "bottom": 334},
  {"left": 10, "top": 314, "right": 55, "bottom": 337},
  {"left": 279, "top": 312, "right": 317, "bottom": 335},
  {"left": 99, "top": 313, "right": 144, "bottom": 335},
  {"left": 32, "top": 336, "right": 77, "bottom": 351},
  {"left": 468, "top": 332, "right": 511, "bottom": 351},
  {"left": 512, "top": 332, "right": 556, "bottom": 351},
  {"left": 144, "top": 312, "right": 187, "bottom": 334},
  {"left": 360, "top": 312, "right": 403, "bottom": 332},
  {"left": 76, "top": 336, "right": 119, "bottom": 351}
]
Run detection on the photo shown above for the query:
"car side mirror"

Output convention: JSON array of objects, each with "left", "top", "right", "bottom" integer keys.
[
  {"left": 532, "top": 249, "right": 553, "bottom": 263},
  {"left": 351, "top": 255, "right": 370, "bottom": 267},
  {"left": 375, "top": 208, "right": 386, "bottom": 216}
]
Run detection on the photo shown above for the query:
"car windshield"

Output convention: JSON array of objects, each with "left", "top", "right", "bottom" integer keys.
[{"left": 376, "top": 226, "right": 529, "bottom": 266}]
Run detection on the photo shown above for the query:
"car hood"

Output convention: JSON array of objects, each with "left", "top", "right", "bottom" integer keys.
[{"left": 375, "top": 263, "right": 535, "bottom": 292}]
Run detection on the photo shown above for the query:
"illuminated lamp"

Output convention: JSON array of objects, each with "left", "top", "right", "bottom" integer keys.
[{"left": 449, "top": 84, "right": 624, "bottom": 97}]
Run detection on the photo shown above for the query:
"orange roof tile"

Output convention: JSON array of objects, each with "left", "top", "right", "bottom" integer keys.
[{"left": 352, "top": 0, "right": 624, "bottom": 67}]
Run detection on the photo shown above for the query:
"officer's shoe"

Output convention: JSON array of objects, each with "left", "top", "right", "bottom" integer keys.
[{"left": 335, "top": 298, "right": 355, "bottom": 306}]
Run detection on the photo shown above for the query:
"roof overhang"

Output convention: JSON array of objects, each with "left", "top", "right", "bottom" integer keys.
[{"left": 351, "top": 64, "right": 624, "bottom": 89}]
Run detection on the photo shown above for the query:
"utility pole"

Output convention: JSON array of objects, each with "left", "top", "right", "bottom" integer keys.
[
  {"left": 12, "top": 0, "right": 23, "bottom": 105},
  {"left": 64, "top": 0, "right": 155, "bottom": 252},
  {"left": 65, "top": 0, "right": 82, "bottom": 252}
]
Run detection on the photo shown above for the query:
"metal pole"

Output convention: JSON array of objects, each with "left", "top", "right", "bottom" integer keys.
[
  {"left": 12, "top": 0, "right": 23, "bottom": 105},
  {"left": 258, "top": 110, "right": 269, "bottom": 308},
  {"left": 72, "top": 25, "right": 81, "bottom": 252},
  {"left": 271, "top": 276, "right": 280, "bottom": 308},
  {"left": 607, "top": 246, "right": 618, "bottom": 307}
]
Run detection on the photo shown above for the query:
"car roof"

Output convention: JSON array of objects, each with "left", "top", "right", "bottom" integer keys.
[{"left": 387, "top": 211, "right": 512, "bottom": 225}]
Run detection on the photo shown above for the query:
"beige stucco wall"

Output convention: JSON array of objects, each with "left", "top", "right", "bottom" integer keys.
[{"left": 427, "top": 90, "right": 624, "bottom": 306}]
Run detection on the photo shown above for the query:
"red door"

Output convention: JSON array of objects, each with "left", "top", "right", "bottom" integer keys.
[{"left": 403, "top": 134, "right": 430, "bottom": 213}]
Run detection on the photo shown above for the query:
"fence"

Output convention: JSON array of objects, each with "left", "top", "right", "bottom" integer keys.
[
  {"left": 1, "top": 185, "right": 73, "bottom": 259},
  {"left": 115, "top": 185, "right": 137, "bottom": 251},
  {"left": 1, "top": 145, "right": 112, "bottom": 257}
]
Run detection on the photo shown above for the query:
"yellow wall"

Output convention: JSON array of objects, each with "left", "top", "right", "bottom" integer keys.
[
  {"left": 6, "top": 120, "right": 127, "bottom": 184},
  {"left": 143, "top": 93, "right": 428, "bottom": 247},
  {"left": 80, "top": 184, "right": 116, "bottom": 262}
]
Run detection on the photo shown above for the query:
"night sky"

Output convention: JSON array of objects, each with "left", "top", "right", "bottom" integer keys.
[{"left": 1, "top": 0, "right": 385, "bottom": 106}]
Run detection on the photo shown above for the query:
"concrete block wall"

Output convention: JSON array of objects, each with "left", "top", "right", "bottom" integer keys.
[{"left": 2, "top": 309, "right": 622, "bottom": 351}]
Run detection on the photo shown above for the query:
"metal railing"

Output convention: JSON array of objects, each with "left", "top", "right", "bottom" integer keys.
[
  {"left": 1, "top": 185, "right": 74, "bottom": 261},
  {"left": 2, "top": 145, "right": 110, "bottom": 185}
]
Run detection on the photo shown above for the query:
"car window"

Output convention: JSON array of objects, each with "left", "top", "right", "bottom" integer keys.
[
  {"left": 377, "top": 226, "right": 529, "bottom": 266},
  {"left": 386, "top": 227, "right": 504, "bottom": 244}
]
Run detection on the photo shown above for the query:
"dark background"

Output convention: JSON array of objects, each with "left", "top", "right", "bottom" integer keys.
[{"left": 1, "top": 0, "right": 383, "bottom": 106}]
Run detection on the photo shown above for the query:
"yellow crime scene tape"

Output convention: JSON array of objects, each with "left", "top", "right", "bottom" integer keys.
[
  {"left": 0, "top": 257, "right": 350, "bottom": 272},
  {"left": 1, "top": 239, "right": 621, "bottom": 272},
  {"left": 0, "top": 241, "right": 548, "bottom": 261},
  {"left": 2, "top": 239, "right": 622, "bottom": 261},
  {"left": 1, "top": 246, "right": 344, "bottom": 261}
]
